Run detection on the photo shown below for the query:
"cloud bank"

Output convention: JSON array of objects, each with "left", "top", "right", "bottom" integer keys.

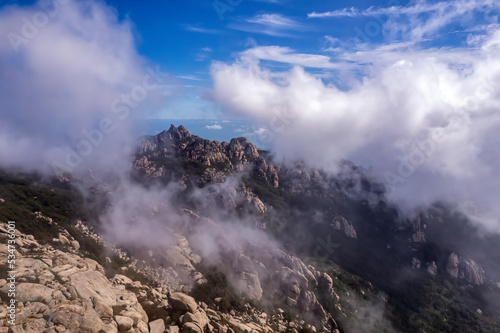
[
  {"left": 212, "top": 2, "right": 500, "bottom": 231},
  {"left": 0, "top": 0, "right": 168, "bottom": 174}
]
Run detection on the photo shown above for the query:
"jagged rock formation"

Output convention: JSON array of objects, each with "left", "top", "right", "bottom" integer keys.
[
  {"left": 446, "top": 252, "right": 485, "bottom": 285},
  {"left": 133, "top": 126, "right": 493, "bottom": 292},
  {"left": 330, "top": 216, "right": 357, "bottom": 239},
  {"left": 409, "top": 215, "right": 426, "bottom": 243},
  {"left": 135, "top": 125, "right": 266, "bottom": 178}
]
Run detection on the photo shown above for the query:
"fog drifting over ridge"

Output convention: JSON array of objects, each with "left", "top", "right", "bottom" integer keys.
[
  {"left": 211, "top": 2, "right": 500, "bottom": 231},
  {"left": 0, "top": 0, "right": 169, "bottom": 174}
]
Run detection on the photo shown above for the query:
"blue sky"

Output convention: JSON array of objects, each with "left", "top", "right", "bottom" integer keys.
[{"left": 2, "top": 0, "right": 497, "bottom": 121}]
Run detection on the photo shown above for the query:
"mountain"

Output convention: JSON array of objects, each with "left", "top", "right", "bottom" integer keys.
[{"left": 1, "top": 125, "right": 500, "bottom": 333}]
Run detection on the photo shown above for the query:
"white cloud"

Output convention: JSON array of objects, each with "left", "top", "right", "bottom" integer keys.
[
  {"left": 0, "top": 0, "right": 168, "bottom": 174},
  {"left": 231, "top": 13, "right": 304, "bottom": 37},
  {"left": 177, "top": 75, "right": 202, "bottom": 81},
  {"left": 247, "top": 13, "right": 301, "bottom": 29},
  {"left": 241, "top": 46, "right": 343, "bottom": 69},
  {"left": 308, "top": 0, "right": 496, "bottom": 18},
  {"left": 212, "top": 27, "right": 500, "bottom": 232},
  {"left": 185, "top": 25, "right": 222, "bottom": 34},
  {"left": 309, "top": 0, "right": 500, "bottom": 42},
  {"left": 206, "top": 124, "right": 223, "bottom": 130}
]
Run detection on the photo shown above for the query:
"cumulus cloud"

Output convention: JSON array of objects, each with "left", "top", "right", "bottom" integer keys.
[
  {"left": 212, "top": 10, "right": 500, "bottom": 231},
  {"left": 0, "top": 0, "right": 169, "bottom": 174}
]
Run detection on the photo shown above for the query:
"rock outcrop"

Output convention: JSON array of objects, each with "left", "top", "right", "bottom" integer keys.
[
  {"left": 330, "top": 216, "right": 357, "bottom": 239},
  {"left": 446, "top": 252, "right": 485, "bottom": 285}
]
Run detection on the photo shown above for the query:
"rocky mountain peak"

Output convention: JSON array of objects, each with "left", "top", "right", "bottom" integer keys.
[{"left": 159, "top": 124, "right": 192, "bottom": 141}]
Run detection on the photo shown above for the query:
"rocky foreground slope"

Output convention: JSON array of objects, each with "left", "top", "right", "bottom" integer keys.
[{"left": 0, "top": 218, "right": 341, "bottom": 333}]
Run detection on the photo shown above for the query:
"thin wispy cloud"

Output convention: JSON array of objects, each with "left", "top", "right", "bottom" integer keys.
[
  {"left": 309, "top": 0, "right": 500, "bottom": 42},
  {"left": 231, "top": 13, "right": 304, "bottom": 37},
  {"left": 176, "top": 75, "right": 202, "bottom": 81},
  {"left": 247, "top": 13, "right": 301, "bottom": 28},
  {"left": 308, "top": 0, "right": 497, "bottom": 18},
  {"left": 184, "top": 25, "right": 222, "bottom": 34},
  {"left": 242, "top": 46, "right": 343, "bottom": 69}
]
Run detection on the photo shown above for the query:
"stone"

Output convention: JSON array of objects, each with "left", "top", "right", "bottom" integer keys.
[
  {"left": 12, "top": 283, "right": 53, "bottom": 303},
  {"left": 59, "top": 234, "right": 70, "bottom": 245},
  {"left": 427, "top": 261, "right": 438, "bottom": 276},
  {"left": 94, "top": 301, "right": 113, "bottom": 319},
  {"left": 330, "top": 216, "right": 357, "bottom": 239},
  {"left": 111, "top": 274, "right": 133, "bottom": 286},
  {"left": 169, "top": 293, "right": 197, "bottom": 313},
  {"left": 38, "top": 270, "right": 55, "bottom": 285},
  {"left": 181, "top": 322, "right": 202, "bottom": 333},
  {"left": 99, "top": 323, "right": 118, "bottom": 333},
  {"left": 149, "top": 319, "right": 166, "bottom": 333},
  {"left": 52, "top": 312, "right": 82, "bottom": 331},
  {"left": 71, "top": 240, "right": 80, "bottom": 250},
  {"left": 80, "top": 308, "right": 103, "bottom": 332},
  {"left": 114, "top": 315, "right": 134, "bottom": 331},
  {"left": 412, "top": 257, "right": 421, "bottom": 269},
  {"left": 70, "top": 271, "right": 117, "bottom": 306},
  {"left": 446, "top": 253, "right": 460, "bottom": 278},
  {"left": 8, "top": 326, "right": 26, "bottom": 333},
  {"left": 120, "top": 309, "right": 142, "bottom": 326},
  {"left": 318, "top": 273, "right": 333, "bottom": 293},
  {"left": 137, "top": 321, "right": 149, "bottom": 333},
  {"left": 167, "top": 326, "right": 180, "bottom": 333}
]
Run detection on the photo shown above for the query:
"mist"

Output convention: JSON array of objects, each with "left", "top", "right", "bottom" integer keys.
[{"left": 0, "top": 0, "right": 169, "bottom": 175}]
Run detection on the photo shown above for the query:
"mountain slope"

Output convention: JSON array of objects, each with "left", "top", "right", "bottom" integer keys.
[{"left": 1, "top": 126, "right": 500, "bottom": 333}]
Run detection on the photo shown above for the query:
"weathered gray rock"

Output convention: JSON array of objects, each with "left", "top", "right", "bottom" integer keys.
[
  {"left": 94, "top": 300, "right": 113, "bottom": 319},
  {"left": 71, "top": 240, "right": 80, "bottom": 250},
  {"left": 70, "top": 270, "right": 117, "bottom": 306},
  {"left": 80, "top": 308, "right": 104, "bottom": 332},
  {"left": 317, "top": 273, "right": 333, "bottom": 293},
  {"left": 446, "top": 253, "right": 460, "bottom": 278},
  {"left": 59, "top": 234, "right": 71, "bottom": 245},
  {"left": 181, "top": 322, "right": 203, "bottom": 333},
  {"left": 149, "top": 318, "right": 166, "bottom": 333},
  {"left": 14, "top": 283, "right": 53, "bottom": 303},
  {"left": 169, "top": 292, "right": 198, "bottom": 313},
  {"left": 330, "top": 216, "right": 357, "bottom": 239},
  {"left": 446, "top": 253, "right": 485, "bottom": 285},
  {"left": 427, "top": 261, "right": 438, "bottom": 276},
  {"left": 99, "top": 322, "right": 118, "bottom": 333},
  {"left": 167, "top": 326, "right": 180, "bottom": 333},
  {"left": 115, "top": 315, "right": 134, "bottom": 331},
  {"left": 461, "top": 258, "right": 485, "bottom": 285},
  {"left": 52, "top": 311, "right": 83, "bottom": 331}
]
